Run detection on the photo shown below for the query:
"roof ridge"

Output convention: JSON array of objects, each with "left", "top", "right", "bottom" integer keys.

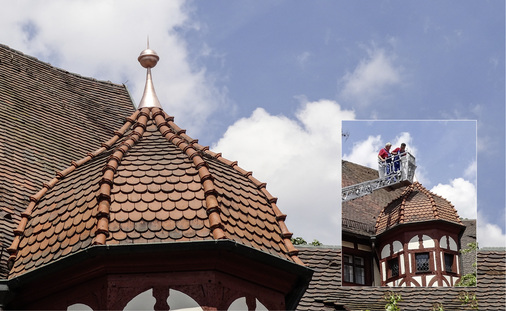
[
  {"left": 375, "top": 183, "right": 413, "bottom": 227},
  {"left": 7, "top": 102, "right": 304, "bottom": 269},
  {"left": 152, "top": 107, "right": 227, "bottom": 240},
  {"left": 399, "top": 183, "right": 416, "bottom": 224},
  {"left": 0, "top": 44, "right": 127, "bottom": 88},
  {"left": 151, "top": 107, "right": 302, "bottom": 264},
  {"left": 375, "top": 183, "right": 417, "bottom": 233},
  {"left": 374, "top": 185, "right": 411, "bottom": 231},
  {"left": 6, "top": 109, "right": 138, "bottom": 264},
  {"left": 177, "top": 126, "right": 303, "bottom": 264},
  {"left": 416, "top": 182, "right": 441, "bottom": 220},
  {"left": 92, "top": 108, "right": 147, "bottom": 245},
  {"left": 203, "top": 145, "right": 303, "bottom": 263},
  {"left": 413, "top": 182, "right": 464, "bottom": 225},
  {"left": 421, "top": 183, "right": 464, "bottom": 225}
]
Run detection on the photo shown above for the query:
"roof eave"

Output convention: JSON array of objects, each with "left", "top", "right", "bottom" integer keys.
[
  {"left": 375, "top": 218, "right": 467, "bottom": 238},
  {"left": 5, "top": 240, "right": 313, "bottom": 309}
]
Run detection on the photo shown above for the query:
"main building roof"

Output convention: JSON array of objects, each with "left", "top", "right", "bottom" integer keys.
[
  {"left": 297, "top": 246, "right": 505, "bottom": 310},
  {"left": 0, "top": 44, "right": 135, "bottom": 278}
]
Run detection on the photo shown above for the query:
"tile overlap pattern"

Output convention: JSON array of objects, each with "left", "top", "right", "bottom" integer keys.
[
  {"left": 9, "top": 151, "right": 112, "bottom": 277},
  {"left": 0, "top": 44, "right": 135, "bottom": 277},
  {"left": 297, "top": 247, "right": 505, "bottom": 311},
  {"left": 297, "top": 246, "right": 341, "bottom": 311},
  {"left": 375, "top": 182, "right": 462, "bottom": 234},
  {"left": 8, "top": 107, "right": 301, "bottom": 277},
  {"left": 206, "top": 155, "right": 291, "bottom": 258},
  {"left": 341, "top": 161, "right": 405, "bottom": 237},
  {"left": 107, "top": 120, "right": 211, "bottom": 244}
]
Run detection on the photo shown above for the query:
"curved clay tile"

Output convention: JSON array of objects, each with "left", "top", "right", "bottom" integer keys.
[
  {"left": 375, "top": 182, "right": 463, "bottom": 235},
  {"left": 7, "top": 106, "right": 303, "bottom": 278}
]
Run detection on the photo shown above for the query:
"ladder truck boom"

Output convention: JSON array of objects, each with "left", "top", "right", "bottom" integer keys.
[{"left": 342, "top": 152, "right": 417, "bottom": 202}]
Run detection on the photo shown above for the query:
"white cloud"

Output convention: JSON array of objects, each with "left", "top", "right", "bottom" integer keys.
[
  {"left": 389, "top": 132, "right": 433, "bottom": 185},
  {"left": 296, "top": 51, "right": 311, "bottom": 67},
  {"left": 0, "top": 0, "right": 229, "bottom": 138},
  {"left": 430, "top": 178, "right": 477, "bottom": 219},
  {"left": 477, "top": 211, "right": 506, "bottom": 248},
  {"left": 342, "top": 135, "right": 383, "bottom": 169},
  {"left": 212, "top": 99, "right": 355, "bottom": 245},
  {"left": 340, "top": 47, "right": 402, "bottom": 107},
  {"left": 343, "top": 131, "right": 416, "bottom": 170},
  {"left": 412, "top": 165, "right": 430, "bottom": 187},
  {"left": 392, "top": 132, "right": 416, "bottom": 155},
  {"left": 464, "top": 160, "right": 477, "bottom": 182}
]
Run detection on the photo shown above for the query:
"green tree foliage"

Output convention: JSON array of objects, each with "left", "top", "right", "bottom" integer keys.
[
  {"left": 458, "top": 291, "right": 479, "bottom": 310},
  {"left": 456, "top": 242, "right": 478, "bottom": 287},
  {"left": 290, "top": 237, "right": 322, "bottom": 246},
  {"left": 310, "top": 239, "right": 322, "bottom": 246},
  {"left": 384, "top": 291, "right": 402, "bottom": 311},
  {"left": 291, "top": 237, "right": 307, "bottom": 245}
]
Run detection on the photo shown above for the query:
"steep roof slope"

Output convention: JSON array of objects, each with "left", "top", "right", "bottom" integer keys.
[
  {"left": 8, "top": 107, "right": 302, "bottom": 278},
  {"left": 0, "top": 44, "right": 135, "bottom": 278},
  {"left": 341, "top": 160, "right": 405, "bottom": 236},
  {"left": 297, "top": 246, "right": 506, "bottom": 311}
]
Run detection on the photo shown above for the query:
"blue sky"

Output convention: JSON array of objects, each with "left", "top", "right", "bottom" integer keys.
[{"left": 0, "top": 0, "right": 504, "bottom": 247}]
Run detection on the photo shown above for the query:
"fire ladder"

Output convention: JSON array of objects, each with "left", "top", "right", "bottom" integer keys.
[{"left": 342, "top": 152, "right": 417, "bottom": 202}]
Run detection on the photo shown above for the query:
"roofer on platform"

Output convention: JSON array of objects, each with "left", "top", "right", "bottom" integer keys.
[
  {"left": 378, "top": 142, "right": 392, "bottom": 177},
  {"left": 391, "top": 143, "right": 406, "bottom": 172}
]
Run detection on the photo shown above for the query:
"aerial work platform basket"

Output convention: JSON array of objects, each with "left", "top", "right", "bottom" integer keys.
[{"left": 342, "top": 152, "right": 417, "bottom": 202}]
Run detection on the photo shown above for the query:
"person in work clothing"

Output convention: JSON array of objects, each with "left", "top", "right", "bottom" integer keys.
[
  {"left": 378, "top": 142, "right": 392, "bottom": 177},
  {"left": 391, "top": 143, "right": 407, "bottom": 172}
]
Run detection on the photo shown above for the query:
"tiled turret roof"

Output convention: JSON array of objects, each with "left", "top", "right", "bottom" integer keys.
[
  {"left": 375, "top": 181, "right": 463, "bottom": 235},
  {"left": 7, "top": 106, "right": 302, "bottom": 278}
]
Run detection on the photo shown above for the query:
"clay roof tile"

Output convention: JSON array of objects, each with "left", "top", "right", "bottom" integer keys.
[
  {"left": 375, "top": 182, "right": 463, "bottom": 234},
  {"left": 7, "top": 104, "right": 303, "bottom": 278},
  {"left": 5, "top": 45, "right": 304, "bottom": 278}
]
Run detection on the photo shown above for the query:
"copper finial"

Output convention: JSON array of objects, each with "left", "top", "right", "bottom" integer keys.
[{"left": 137, "top": 40, "right": 161, "bottom": 108}]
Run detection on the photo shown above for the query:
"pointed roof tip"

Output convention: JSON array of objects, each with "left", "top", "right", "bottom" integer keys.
[{"left": 137, "top": 44, "right": 162, "bottom": 109}]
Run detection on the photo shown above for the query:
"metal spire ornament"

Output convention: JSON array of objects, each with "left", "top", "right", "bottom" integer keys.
[{"left": 137, "top": 39, "right": 161, "bottom": 108}]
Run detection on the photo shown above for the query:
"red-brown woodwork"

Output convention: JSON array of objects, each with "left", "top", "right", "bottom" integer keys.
[
  {"left": 375, "top": 220, "right": 464, "bottom": 287},
  {"left": 6, "top": 242, "right": 310, "bottom": 310}
]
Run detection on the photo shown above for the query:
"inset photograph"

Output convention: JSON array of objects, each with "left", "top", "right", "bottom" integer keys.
[{"left": 341, "top": 120, "right": 477, "bottom": 287}]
